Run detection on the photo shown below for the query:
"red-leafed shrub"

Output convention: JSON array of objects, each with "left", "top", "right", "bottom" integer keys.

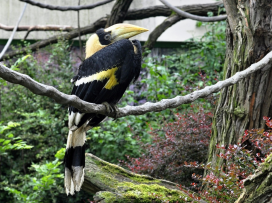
[
  {"left": 122, "top": 103, "right": 213, "bottom": 186},
  {"left": 179, "top": 117, "right": 272, "bottom": 202}
]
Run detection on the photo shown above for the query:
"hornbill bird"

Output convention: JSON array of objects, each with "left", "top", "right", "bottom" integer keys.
[{"left": 65, "top": 23, "right": 148, "bottom": 195}]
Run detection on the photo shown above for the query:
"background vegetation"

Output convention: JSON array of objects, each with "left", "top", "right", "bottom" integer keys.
[{"left": 2, "top": 19, "right": 262, "bottom": 202}]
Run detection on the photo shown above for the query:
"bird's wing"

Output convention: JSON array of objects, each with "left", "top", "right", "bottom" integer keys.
[
  {"left": 93, "top": 40, "right": 142, "bottom": 105},
  {"left": 68, "top": 39, "right": 142, "bottom": 129}
]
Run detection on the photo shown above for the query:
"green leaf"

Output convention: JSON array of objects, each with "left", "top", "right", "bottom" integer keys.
[
  {"left": 55, "top": 148, "right": 65, "bottom": 159},
  {"left": 2, "top": 140, "right": 11, "bottom": 146}
]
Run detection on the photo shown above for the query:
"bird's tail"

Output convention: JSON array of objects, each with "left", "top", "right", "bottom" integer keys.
[{"left": 64, "top": 126, "right": 86, "bottom": 195}]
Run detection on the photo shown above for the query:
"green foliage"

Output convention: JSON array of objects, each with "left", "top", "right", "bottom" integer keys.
[
  {"left": 4, "top": 149, "right": 65, "bottom": 203},
  {"left": 0, "top": 122, "right": 33, "bottom": 155},
  {"left": 0, "top": 17, "right": 226, "bottom": 202},
  {"left": 0, "top": 39, "right": 81, "bottom": 202}
]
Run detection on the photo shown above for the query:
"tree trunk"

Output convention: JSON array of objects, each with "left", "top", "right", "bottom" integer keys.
[
  {"left": 82, "top": 153, "right": 206, "bottom": 203},
  {"left": 207, "top": 0, "right": 272, "bottom": 169},
  {"left": 235, "top": 154, "right": 272, "bottom": 203}
]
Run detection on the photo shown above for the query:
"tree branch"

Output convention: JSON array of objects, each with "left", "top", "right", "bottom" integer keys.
[
  {"left": 105, "top": 0, "right": 133, "bottom": 27},
  {"left": 0, "top": 24, "right": 74, "bottom": 32},
  {"left": 160, "top": 0, "right": 227, "bottom": 22},
  {"left": 125, "top": 1, "right": 224, "bottom": 20},
  {"left": 0, "top": 2, "right": 224, "bottom": 61},
  {"left": 0, "top": 3, "right": 27, "bottom": 60},
  {"left": 1, "top": 17, "right": 108, "bottom": 61},
  {"left": 77, "top": 0, "right": 83, "bottom": 60},
  {"left": 1, "top": 51, "right": 272, "bottom": 119},
  {"left": 143, "top": 14, "right": 182, "bottom": 52},
  {"left": 23, "top": 25, "right": 75, "bottom": 40},
  {"left": 143, "top": 2, "right": 226, "bottom": 51},
  {"left": 236, "top": 154, "right": 272, "bottom": 202},
  {"left": 18, "top": 0, "right": 114, "bottom": 11}
]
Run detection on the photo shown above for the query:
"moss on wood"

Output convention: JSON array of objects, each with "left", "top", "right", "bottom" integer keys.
[{"left": 82, "top": 153, "right": 201, "bottom": 203}]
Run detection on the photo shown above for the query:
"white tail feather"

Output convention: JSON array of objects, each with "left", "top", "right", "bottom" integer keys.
[
  {"left": 66, "top": 131, "right": 73, "bottom": 149},
  {"left": 65, "top": 167, "right": 74, "bottom": 195},
  {"left": 68, "top": 112, "right": 76, "bottom": 129},
  {"left": 65, "top": 125, "right": 87, "bottom": 195},
  {"left": 72, "top": 166, "right": 85, "bottom": 191},
  {"left": 72, "top": 126, "right": 86, "bottom": 147}
]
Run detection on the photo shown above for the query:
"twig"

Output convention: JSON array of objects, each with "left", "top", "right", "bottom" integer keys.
[
  {"left": 0, "top": 3, "right": 27, "bottom": 60},
  {"left": 143, "top": 14, "right": 182, "bottom": 52},
  {"left": 19, "top": 0, "right": 114, "bottom": 11},
  {"left": 160, "top": 0, "right": 227, "bottom": 22},
  {"left": 1, "top": 50, "right": 272, "bottom": 118},
  {"left": 77, "top": 0, "right": 83, "bottom": 60},
  {"left": 0, "top": 24, "right": 74, "bottom": 32}
]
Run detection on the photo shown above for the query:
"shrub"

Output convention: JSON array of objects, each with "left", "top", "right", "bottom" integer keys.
[
  {"left": 122, "top": 103, "right": 213, "bottom": 187},
  {"left": 179, "top": 117, "right": 272, "bottom": 202}
]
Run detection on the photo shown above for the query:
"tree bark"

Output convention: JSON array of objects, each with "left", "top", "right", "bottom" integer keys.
[
  {"left": 207, "top": 0, "right": 272, "bottom": 177},
  {"left": 82, "top": 153, "right": 206, "bottom": 203},
  {"left": 235, "top": 154, "right": 272, "bottom": 203},
  {"left": 105, "top": 0, "right": 133, "bottom": 28}
]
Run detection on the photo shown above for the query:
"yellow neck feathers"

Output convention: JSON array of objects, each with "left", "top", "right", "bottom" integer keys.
[{"left": 85, "top": 34, "right": 106, "bottom": 59}]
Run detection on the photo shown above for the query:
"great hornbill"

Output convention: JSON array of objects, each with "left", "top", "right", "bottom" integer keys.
[{"left": 64, "top": 23, "right": 148, "bottom": 195}]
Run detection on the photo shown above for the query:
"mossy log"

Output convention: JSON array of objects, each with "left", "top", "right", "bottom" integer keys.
[
  {"left": 82, "top": 153, "right": 207, "bottom": 203},
  {"left": 235, "top": 154, "right": 272, "bottom": 203}
]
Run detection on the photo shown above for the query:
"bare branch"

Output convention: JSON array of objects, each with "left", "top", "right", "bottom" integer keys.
[
  {"left": 1, "top": 17, "right": 107, "bottom": 61},
  {"left": 126, "top": 1, "right": 224, "bottom": 20},
  {"left": 0, "top": 4, "right": 27, "bottom": 60},
  {"left": 23, "top": 25, "right": 75, "bottom": 40},
  {"left": 105, "top": 0, "right": 133, "bottom": 27},
  {"left": 160, "top": 0, "right": 227, "bottom": 22},
  {"left": 1, "top": 51, "right": 272, "bottom": 119},
  {"left": 77, "top": 0, "right": 83, "bottom": 60},
  {"left": 143, "top": 2, "right": 226, "bottom": 51},
  {"left": 143, "top": 14, "right": 181, "bottom": 52},
  {"left": 0, "top": 2, "right": 224, "bottom": 61},
  {"left": 0, "top": 24, "right": 74, "bottom": 32},
  {"left": 19, "top": 0, "right": 114, "bottom": 11}
]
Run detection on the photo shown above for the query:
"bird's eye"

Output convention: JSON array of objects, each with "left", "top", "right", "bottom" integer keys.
[{"left": 104, "top": 34, "right": 111, "bottom": 41}]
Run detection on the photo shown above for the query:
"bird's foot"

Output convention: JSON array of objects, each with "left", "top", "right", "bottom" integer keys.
[{"left": 102, "top": 102, "right": 119, "bottom": 120}]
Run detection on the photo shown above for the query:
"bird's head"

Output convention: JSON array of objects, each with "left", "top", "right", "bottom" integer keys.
[{"left": 85, "top": 23, "right": 148, "bottom": 59}]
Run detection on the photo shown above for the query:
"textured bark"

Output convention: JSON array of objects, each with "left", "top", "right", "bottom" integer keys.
[
  {"left": 235, "top": 154, "right": 272, "bottom": 203},
  {"left": 105, "top": 0, "right": 133, "bottom": 28},
  {"left": 0, "top": 2, "right": 224, "bottom": 61},
  {"left": 207, "top": 0, "right": 272, "bottom": 182},
  {"left": 82, "top": 153, "right": 206, "bottom": 203}
]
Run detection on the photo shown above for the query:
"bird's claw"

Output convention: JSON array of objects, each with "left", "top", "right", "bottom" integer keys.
[{"left": 102, "top": 102, "right": 119, "bottom": 120}]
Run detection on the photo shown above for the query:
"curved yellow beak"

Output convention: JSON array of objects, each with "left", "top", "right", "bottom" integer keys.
[{"left": 105, "top": 23, "right": 149, "bottom": 43}]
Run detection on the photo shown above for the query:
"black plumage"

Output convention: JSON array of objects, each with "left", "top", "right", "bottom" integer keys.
[
  {"left": 64, "top": 23, "right": 147, "bottom": 196},
  {"left": 69, "top": 39, "right": 141, "bottom": 127}
]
